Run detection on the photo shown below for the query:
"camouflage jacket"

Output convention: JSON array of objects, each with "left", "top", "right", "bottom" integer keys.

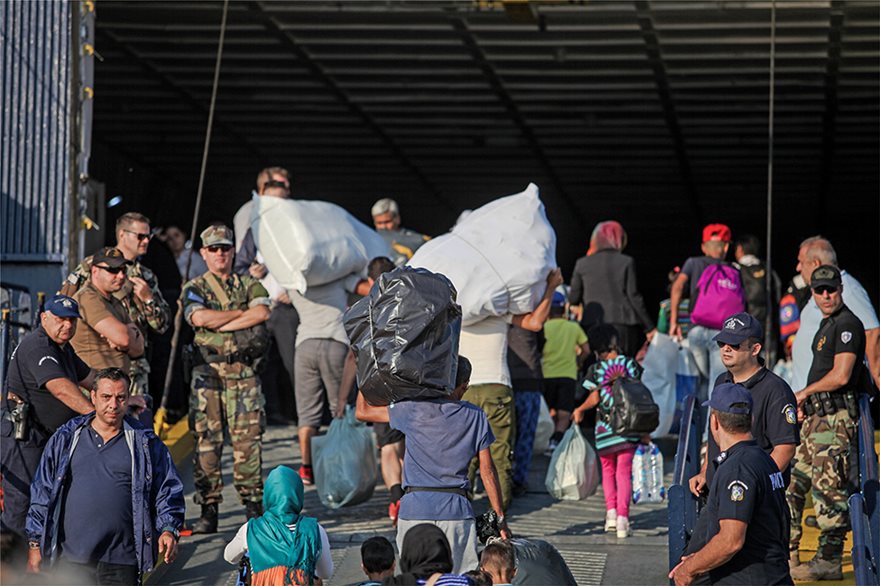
[
  {"left": 182, "top": 271, "right": 270, "bottom": 379},
  {"left": 378, "top": 227, "right": 431, "bottom": 266},
  {"left": 60, "top": 255, "right": 171, "bottom": 337}
]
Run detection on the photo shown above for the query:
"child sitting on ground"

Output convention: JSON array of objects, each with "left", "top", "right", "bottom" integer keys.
[
  {"left": 480, "top": 541, "right": 517, "bottom": 585},
  {"left": 356, "top": 536, "right": 396, "bottom": 586}
]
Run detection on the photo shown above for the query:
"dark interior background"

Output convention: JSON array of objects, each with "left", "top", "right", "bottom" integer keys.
[{"left": 90, "top": 0, "right": 879, "bottom": 314}]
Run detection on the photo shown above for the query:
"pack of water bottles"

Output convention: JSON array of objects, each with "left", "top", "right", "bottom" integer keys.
[{"left": 631, "top": 442, "right": 665, "bottom": 504}]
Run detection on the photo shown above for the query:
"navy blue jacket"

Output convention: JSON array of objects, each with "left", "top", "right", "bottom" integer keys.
[{"left": 26, "top": 413, "right": 185, "bottom": 574}]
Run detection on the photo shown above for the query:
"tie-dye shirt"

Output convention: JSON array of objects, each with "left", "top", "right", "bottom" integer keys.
[{"left": 582, "top": 355, "right": 643, "bottom": 454}]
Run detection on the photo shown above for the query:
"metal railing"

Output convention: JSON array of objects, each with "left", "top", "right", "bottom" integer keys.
[
  {"left": 668, "top": 393, "right": 702, "bottom": 578},
  {"left": 850, "top": 393, "right": 879, "bottom": 586}
]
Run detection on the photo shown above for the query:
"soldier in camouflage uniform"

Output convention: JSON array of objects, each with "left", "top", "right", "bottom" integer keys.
[
  {"left": 61, "top": 212, "right": 171, "bottom": 402},
  {"left": 182, "top": 224, "right": 271, "bottom": 533},
  {"left": 788, "top": 265, "right": 864, "bottom": 581},
  {"left": 370, "top": 197, "right": 431, "bottom": 267}
]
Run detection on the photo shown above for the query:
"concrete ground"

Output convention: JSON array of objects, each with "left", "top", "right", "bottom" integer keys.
[{"left": 148, "top": 424, "right": 673, "bottom": 586}]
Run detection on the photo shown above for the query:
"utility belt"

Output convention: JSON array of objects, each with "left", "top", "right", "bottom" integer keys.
[
  {"left": 405, "top": 486, "right": 470, "bottom": 499},
  {"left": 802, "top": 389, "right": 859, "bottom": 419},
  {"left": 182, "top": 344, "right": 263, "bottom": 384}
]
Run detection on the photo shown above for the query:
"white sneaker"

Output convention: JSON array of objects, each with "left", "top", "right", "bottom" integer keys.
[
  {"left": 616, "top": 516, "right": 631, "bottom": 538},
  {"left": 605, "top": 509, "right": 617, "bottom": 532},
  {"left": 544, "top": 438, "right": 559, "bottom": 457}
]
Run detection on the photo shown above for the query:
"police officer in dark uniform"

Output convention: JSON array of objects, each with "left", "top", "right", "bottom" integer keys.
[
  {"left": 0, "top": 295, "right": 95, "bottom": 561},
  {"left": 684, "top": 312, "right": 799, "bottom": 581},
  {"left": 788, "top": 265, "right": 865, "bottom": 581},
  {"left": 670, "top": 383, "right": 793, "bottom": 586}
]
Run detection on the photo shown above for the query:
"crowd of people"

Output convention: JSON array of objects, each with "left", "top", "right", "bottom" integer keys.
[{"left": 1, "top": 163, "right": 877, "bottom": 585}]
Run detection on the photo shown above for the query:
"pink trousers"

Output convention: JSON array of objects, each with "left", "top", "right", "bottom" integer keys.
[{"left": 600, "top": 444, "right": 636, "bottom": 518}]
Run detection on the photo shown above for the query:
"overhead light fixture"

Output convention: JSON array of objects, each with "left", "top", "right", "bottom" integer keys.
[{"left": 107, "top": 195, "right": 123, "bottom": 208}]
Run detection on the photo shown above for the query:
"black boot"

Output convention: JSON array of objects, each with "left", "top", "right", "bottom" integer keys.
[
  {"left": 245, "top": 501, "right": 263, "bottom": 520},
  {"left": 191, "top": 504, "right": 218, "bottom": 534}
]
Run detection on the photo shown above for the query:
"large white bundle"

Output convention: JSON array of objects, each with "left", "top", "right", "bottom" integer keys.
[
  {"left": 408, "top": 183, "right": 556, "bottom": 325},
  {"left": 249, "top": 194, "right": 390, "bottom": 293}
]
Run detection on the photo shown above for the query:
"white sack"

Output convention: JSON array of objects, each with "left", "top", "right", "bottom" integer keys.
[
  {"left": 249, "top": 194, "right": 390, "bottom": 293},
  {"left": 408, "top": 184, "right": 556, "bottom": 325}
]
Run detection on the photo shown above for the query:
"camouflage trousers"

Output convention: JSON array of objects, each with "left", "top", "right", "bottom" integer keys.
[
  {"left": 786, "top": 408, "right": 856, "bottom": 562},
  {"left": 189, "top": 369, "right": 265, "bottom": 505},
  {"left": 129, "top": 357, "right": 150, "bottom": 405},
  {"left": 463, "top": 384, "right": 516, "bottom": 511}
]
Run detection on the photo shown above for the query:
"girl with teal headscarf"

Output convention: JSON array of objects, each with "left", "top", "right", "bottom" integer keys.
[{"left": 225, "top": 466, "right": 333, "bottom": 585}]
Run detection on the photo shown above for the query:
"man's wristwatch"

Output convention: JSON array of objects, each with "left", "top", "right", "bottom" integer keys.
[
  {"left": 28, "top": 540, "right": 40, "bottom": 550},
  {"left": 161, "top": 527, "right": 180, "bottom": 541}
]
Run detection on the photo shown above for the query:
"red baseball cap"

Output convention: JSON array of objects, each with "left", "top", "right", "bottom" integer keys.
[{"left": 702, "top": 223, "right": 731, "bottom": 243}]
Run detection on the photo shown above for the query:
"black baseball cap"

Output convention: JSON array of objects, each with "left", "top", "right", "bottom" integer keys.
[
  {"left": 703, "top": 382, "right": 753, "bottom": 415},
  {"left": 713, "top": 312, "right": 763, "bottom": 346},
  {"left": 811, "top": 265, "right": 842, "bottom": 290},
  {"left": 44, "top": 294, "right": 81, "bottom": 319},
  {"left": 92, "top": 246, "right": 131, "bottom": 269}
]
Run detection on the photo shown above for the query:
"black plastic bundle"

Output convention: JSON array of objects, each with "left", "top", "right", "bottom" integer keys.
[
  {"left": 510, "top": 538, "right": 577, "bottom": 585},
  {"left": 343, "top": 266, "right": 462, "bottom": 406}
]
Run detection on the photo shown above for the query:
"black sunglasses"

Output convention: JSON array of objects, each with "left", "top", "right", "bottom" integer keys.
[
  {"left": 123, "top": 229, "right": 152, "bottom": 242},
  {"left": 263, "top": 179, "right": 289, "bottom": 190},
  {"left": 95, "top": 264, "right": 126, "bottom": 275},
  {"left": 812, "top": 285, "right": 839, "bottom": 295},
  {"left": 206, "top": 245, "right": 232, "bottom": 253},
  {"left": 716, "top": 340, "right": 749, "bottom": 351}
]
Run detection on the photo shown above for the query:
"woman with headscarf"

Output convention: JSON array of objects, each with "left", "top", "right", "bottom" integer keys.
[
  {"left": 224, "top": 465, "right": 333, "bottom": 585},
  {"left": 569, "top": 220, "right": 656, "bottom": 357},
  {"left": 383, "top": 524, "right": 473, "bottom": 586}
]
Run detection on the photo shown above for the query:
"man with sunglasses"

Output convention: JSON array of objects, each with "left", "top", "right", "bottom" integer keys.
[
  {"left": 683, "top": 312, "right": 799, "bottom": 582},
  {"left": 61, "top": 212, "right": 171, "bottom": 402},
  {"left": 790, "top": 236, "right": 879, "bottom": 396},
  {"left": 70, "top": 247, "right": 145, "bottom": 376},
  {"left": 182, "top": 225, "right": 271, "bottom": 533},
  {"left": 787, "top": 265, "right": 866, "bottom": 581}
]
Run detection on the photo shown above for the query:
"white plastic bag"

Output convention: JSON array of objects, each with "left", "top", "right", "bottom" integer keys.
[
  {"left": 311, "top": 408, "right": 378, "bottom": 509},
  {"left": 676, "top": 339, "right": 701, "bottom": 436},
  {"left": 249, "top": 195, "right": 390, "bottom": 293},
  {"left": 544, "top": 425, "right": 598, "bottom": 500},
  {"left": 640, "top": 333, "right": 679, "bottom": 438},
  {"left": 533, "top": 396, "right": 554, "bottom": 453},
  {"left": 631, "top": 442, "right": 665, "bottom": 504},
  {"left": 408, "top": 184, "right": 557, "bottom": 325}
]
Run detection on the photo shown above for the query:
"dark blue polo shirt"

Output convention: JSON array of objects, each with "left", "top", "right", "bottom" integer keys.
[
  {"left": 5, "top": 325, "right": 90, "bottom": 433},
  {"left": 708, "top": 367, "right": 799, "bottom": 488},
  {"left": 704, "top": 440, "right": 792, "bottom": 585},
  {"left": 60, "top": 426, "right": 137, "bottom": 566}
]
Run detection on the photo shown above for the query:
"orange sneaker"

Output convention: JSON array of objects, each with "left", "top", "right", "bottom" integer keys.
[
  {"left": 298, "top": 465, "right": 314, "bottom": 485},
  {"left": 388, "top": 500, "right": 401, "bottom": 527}
]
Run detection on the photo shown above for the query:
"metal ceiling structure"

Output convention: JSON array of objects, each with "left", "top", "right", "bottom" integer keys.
[{"left": 91, "top": 0, "right": 879, "bottom": 302}]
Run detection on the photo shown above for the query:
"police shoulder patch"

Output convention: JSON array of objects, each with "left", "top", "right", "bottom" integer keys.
[
  {"left": 38, "top": 355, "right": 60, "bottom": 366},
  {"left": 727, "top": 480, "right": 749, "bottom": 502},
  {"left": 783, "top": 404, "right": 797, "bottom": 425},
  {"left": 841, "top": 331, "right": 852, "bottom": 344}
]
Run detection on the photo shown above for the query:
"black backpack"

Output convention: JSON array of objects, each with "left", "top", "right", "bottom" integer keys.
[
  {"left": 739, "top": 262, "right": 769, "bottom": 321},
  {"left": 607, "top": 377, "right": 659, "bottom": 436}
]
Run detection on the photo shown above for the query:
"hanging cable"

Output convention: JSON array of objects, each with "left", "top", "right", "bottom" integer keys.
[
  {"left": 157, "top": 0, "right": 230, "bottom": 435},
  {"left": 764, "top": 1, "right": 776, "bottom": 358}
]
